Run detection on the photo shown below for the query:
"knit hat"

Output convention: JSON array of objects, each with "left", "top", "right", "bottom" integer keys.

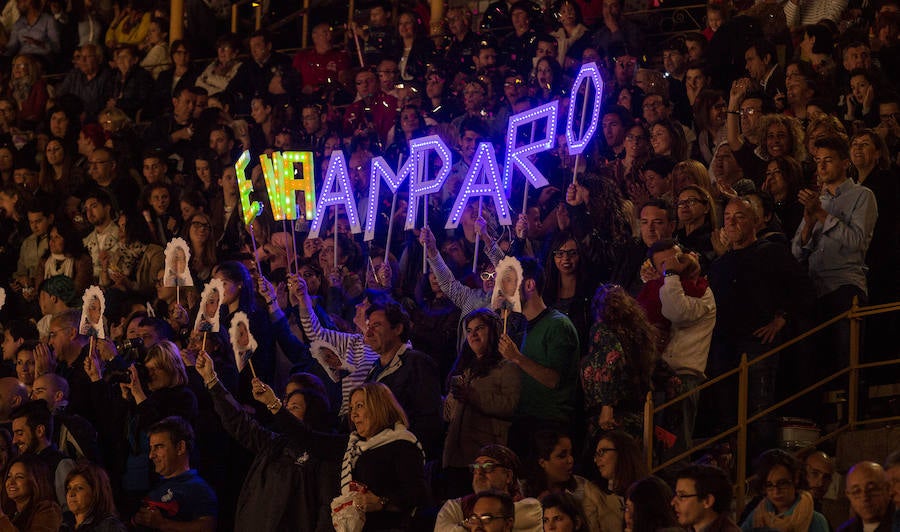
[{"left": 477, "top": 444, "right": 521, "bottom": 475}]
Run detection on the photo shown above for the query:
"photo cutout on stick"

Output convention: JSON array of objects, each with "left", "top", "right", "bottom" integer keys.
[
  {"left": 194, "top": 279, "right": 224, "bottom": 333},
  {"left": 311, "top": 339, "right": 353, "bottom": 382},
  {"left": 163, "top": 237, "right": 194, "bottom": 287},
  {"left": 229, "top": 311, "right": 257, "bottom": 372},
  {"left": 79, "top": 286, "right": 106, "bottom": 338},
  {"left": 490, "top": 256, "right": 523, "bottom": 314}
]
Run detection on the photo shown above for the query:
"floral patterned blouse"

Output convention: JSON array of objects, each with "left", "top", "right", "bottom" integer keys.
[{"left": 581, "top": 322, "right": 645, "bottom": 440}]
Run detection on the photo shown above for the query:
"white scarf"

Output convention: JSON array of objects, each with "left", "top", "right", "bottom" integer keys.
[
  {"left": 340, "top": 422, "right": 422, "bottom": 495},
  {"left": 44, "top": 253, "right": 74, "bottom": 278}
]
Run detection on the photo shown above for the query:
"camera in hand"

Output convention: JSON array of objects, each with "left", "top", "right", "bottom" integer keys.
[{"left": 106, "top": 337, "right": 149, "bottom": 385}]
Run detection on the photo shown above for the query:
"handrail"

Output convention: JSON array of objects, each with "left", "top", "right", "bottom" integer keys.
[
  {"left": 653, "top": 309, "right": 849, "bottom": 414},
  {"left": 643, "top": 297, "right": 900, "bottom": 514}
]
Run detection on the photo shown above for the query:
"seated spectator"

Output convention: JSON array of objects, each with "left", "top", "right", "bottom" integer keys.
[
  {"left": 110, "top": 44, "right": 153, "bottom": 119},
  {"left": 10, "top": 399, "right": 76, "bottom": 506},
  {"left": 195, "top": 33, "right": 244, "bottom": 97},
  {"left": 139, "top": 17, "right": 171, "bottom": 80},
  {"left": 625, "top": 476, "right": 679, "bottom": 532},
  {"left": 41, "top": 224, "right": 92, "bottom": 294},
  {"left": 1, "top": 320, "right": 38, "bottom": 377},
  {"left": 540, "top": 491, "right": 589, "bottom": 532},
  {"left": 837, "top": 461, "right": 894, "bottom": 532},
  {"left": 740, "top": 449, "right": 829, "bottom": 532},
  {"left": 461, "top": 490, "right": 518, "bottom": 532},
  {"left": 522, "top": 430, "right": 620, "bottom": 532},
  {"left": 436, "top": 443, "right": 542, "bottom": 531},
  {"left": 56, "top": 44, "right": 113, "bottom": 121},
  {"left": 132, "top": 416, "right": 217, "bottom": 530},
  {"left": 673, "top": 464, "right": 742, "bottom": 532},
  {"left": 6, "top": 54, "right": 49, "bottom": 128},
  {"left": 4, "top": 0, "right": 60, "bottom": 62},
  {"left": 105, "top": 0, "right": 151, "bottom": 48},
  {"left": 292, "top": 23, "right": 350, "bottom": 95},
  {"left": 63, "top": 460, "right": 128, "bottom": 531},
  {"left": 797, "top": 449, "right": 835, "bottom": 511},
  {"left": 31, "top": 372, "right": 101, "bottom": 462},
  {"left": 0, "top": 454, "right": 63, "bottom": 530}
]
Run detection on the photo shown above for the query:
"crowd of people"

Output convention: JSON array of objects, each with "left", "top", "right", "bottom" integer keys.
[{"left": 0, "top": 0, "right": 898, "bottom": 528}]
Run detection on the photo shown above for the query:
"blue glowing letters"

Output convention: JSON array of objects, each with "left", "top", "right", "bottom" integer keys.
[
  {"left": 565, "top": 62, "right": 604, "bottom": 156},
  {"left": 502, "top": 101, "right": 559, "bottom": 192},
  {"left": 405, "top": 135, "right": 452, "bottom": 230},
  {"left": 445, "top": 142, "right": 512, "bottom": 229},
  {"left": 308, "top": 151, "right": 361, "bottom": 238}
]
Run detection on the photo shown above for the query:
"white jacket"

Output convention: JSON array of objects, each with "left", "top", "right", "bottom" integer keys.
[{"left": 660, "top": 275, "right": 716, "bottom": 376}]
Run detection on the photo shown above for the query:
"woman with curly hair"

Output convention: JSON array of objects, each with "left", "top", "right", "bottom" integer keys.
[
  {"left": 582, "top": 284, "right": 658, "bottom": 440},
  {"left": 734, "top": 114, "right": 806, "bottom": 187},
  {"left": 442, "top": 308, "right": 520, "bottom": 497},
  {"left": 561, "top": 170, "right": 634, "bottom": 285}
]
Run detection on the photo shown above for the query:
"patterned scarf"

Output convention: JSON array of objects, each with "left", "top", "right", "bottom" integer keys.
[
  {"left": 340, "top": 422, "right": 422, "bottom": 495},
  {"left": 752, "top": 490, "right": 815, "bottom": 532}
]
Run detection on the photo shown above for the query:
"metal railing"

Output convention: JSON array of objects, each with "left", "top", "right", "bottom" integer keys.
[{"left": 643, "top": 297, "right": 900, "bottom": 512}]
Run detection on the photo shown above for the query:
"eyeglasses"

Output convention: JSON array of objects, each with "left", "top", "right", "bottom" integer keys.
[
  {"left": 740, "top": 108, "right": 761, "bottom": 116},
  {"left": 47, "top": 328, "right": 70, "bottom": 339},
  {"left": 673, "top": 492, "right": 699, "bottom": 501},
  {"left": 595, "top": 447, "right": 616, "bottom": 458},
  {"left": 461, "top": 514, "right": 511, "bottom": 527},
  {"left": 468, "top": 462, "right": 505, "bottom": 474},
  {"left": 846, "top": 483, "right": 884, "bottom": 499},
  {"left": 503, "top": 79, "right": 524, "bottom": 87},
  {"left": 880, "top": 112, "right": 899, "bottom": 122},
  {"left": 676, "top": 198, "right": 705, "bottom": 208},
  {"left": 765, "top": 479, "right": 793, "bottom": 491},
  {"left": 191, "top": 221, "right": 211, "bottom": 230},
  {"left": 480, "top": 271, "right": 496, "bottom": 281},
  {"left": 552, "top": 249, "right": 578, "bottom": 258}
]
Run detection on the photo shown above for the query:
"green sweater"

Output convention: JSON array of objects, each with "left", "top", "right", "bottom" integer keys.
[{"left": 516, "top": 308, "right": 580, "bottom": 423}]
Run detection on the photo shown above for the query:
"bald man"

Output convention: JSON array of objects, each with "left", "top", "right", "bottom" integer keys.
[
  {"left": 0, "top": 377, "right": 28, "bottom": 422},
  {"left": 803, "top": 450, "right": 835, "bottom": 507},
  {"left": 837, "top": 461, "right": 894, "bottom": 532}
]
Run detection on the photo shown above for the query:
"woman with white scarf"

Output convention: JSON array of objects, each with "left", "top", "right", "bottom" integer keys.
[
  {"left": 41, "top": 224, "right": 92, "bottom": 294},
  {"left": 198, "top": 344, "right": 427, "bottom": 532}
]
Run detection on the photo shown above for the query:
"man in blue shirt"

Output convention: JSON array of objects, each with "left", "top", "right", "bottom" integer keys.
[
  {"left": 792, "top": 135, "right": 877, "bottom": 375},
  {"left": 133, "top": 416, "right": 217, "bottom": 531}
]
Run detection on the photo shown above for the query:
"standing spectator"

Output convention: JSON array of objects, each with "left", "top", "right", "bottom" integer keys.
[
  {"left": 582, "top": 284, "right": 657, "bottom": 441},
  {"left": 151, "top": 40, "right": 200, "bottom": 114},
  {"left": 443, "top": 309, "right": 521, "bottom": 497},
  {"left": 500, "top": 257, "right": 580, "bottom": 439},
  {"left": 792, "top": 136, "right": 877, "bottom": 377},
  {"left": 551, "top": 0, "right": 589, "bottom": 72},
  {"left": 644, "top": 239, "right": 714, "bottom": 455},
  {"left": 501, "top": 1, "right": 539, "bottom": 77},
  {"left": 80, "top": 188, "right": 119, "bottom": 281},
  {"left": 397, "top": 11, "right": 434, "bottom": 82}
]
